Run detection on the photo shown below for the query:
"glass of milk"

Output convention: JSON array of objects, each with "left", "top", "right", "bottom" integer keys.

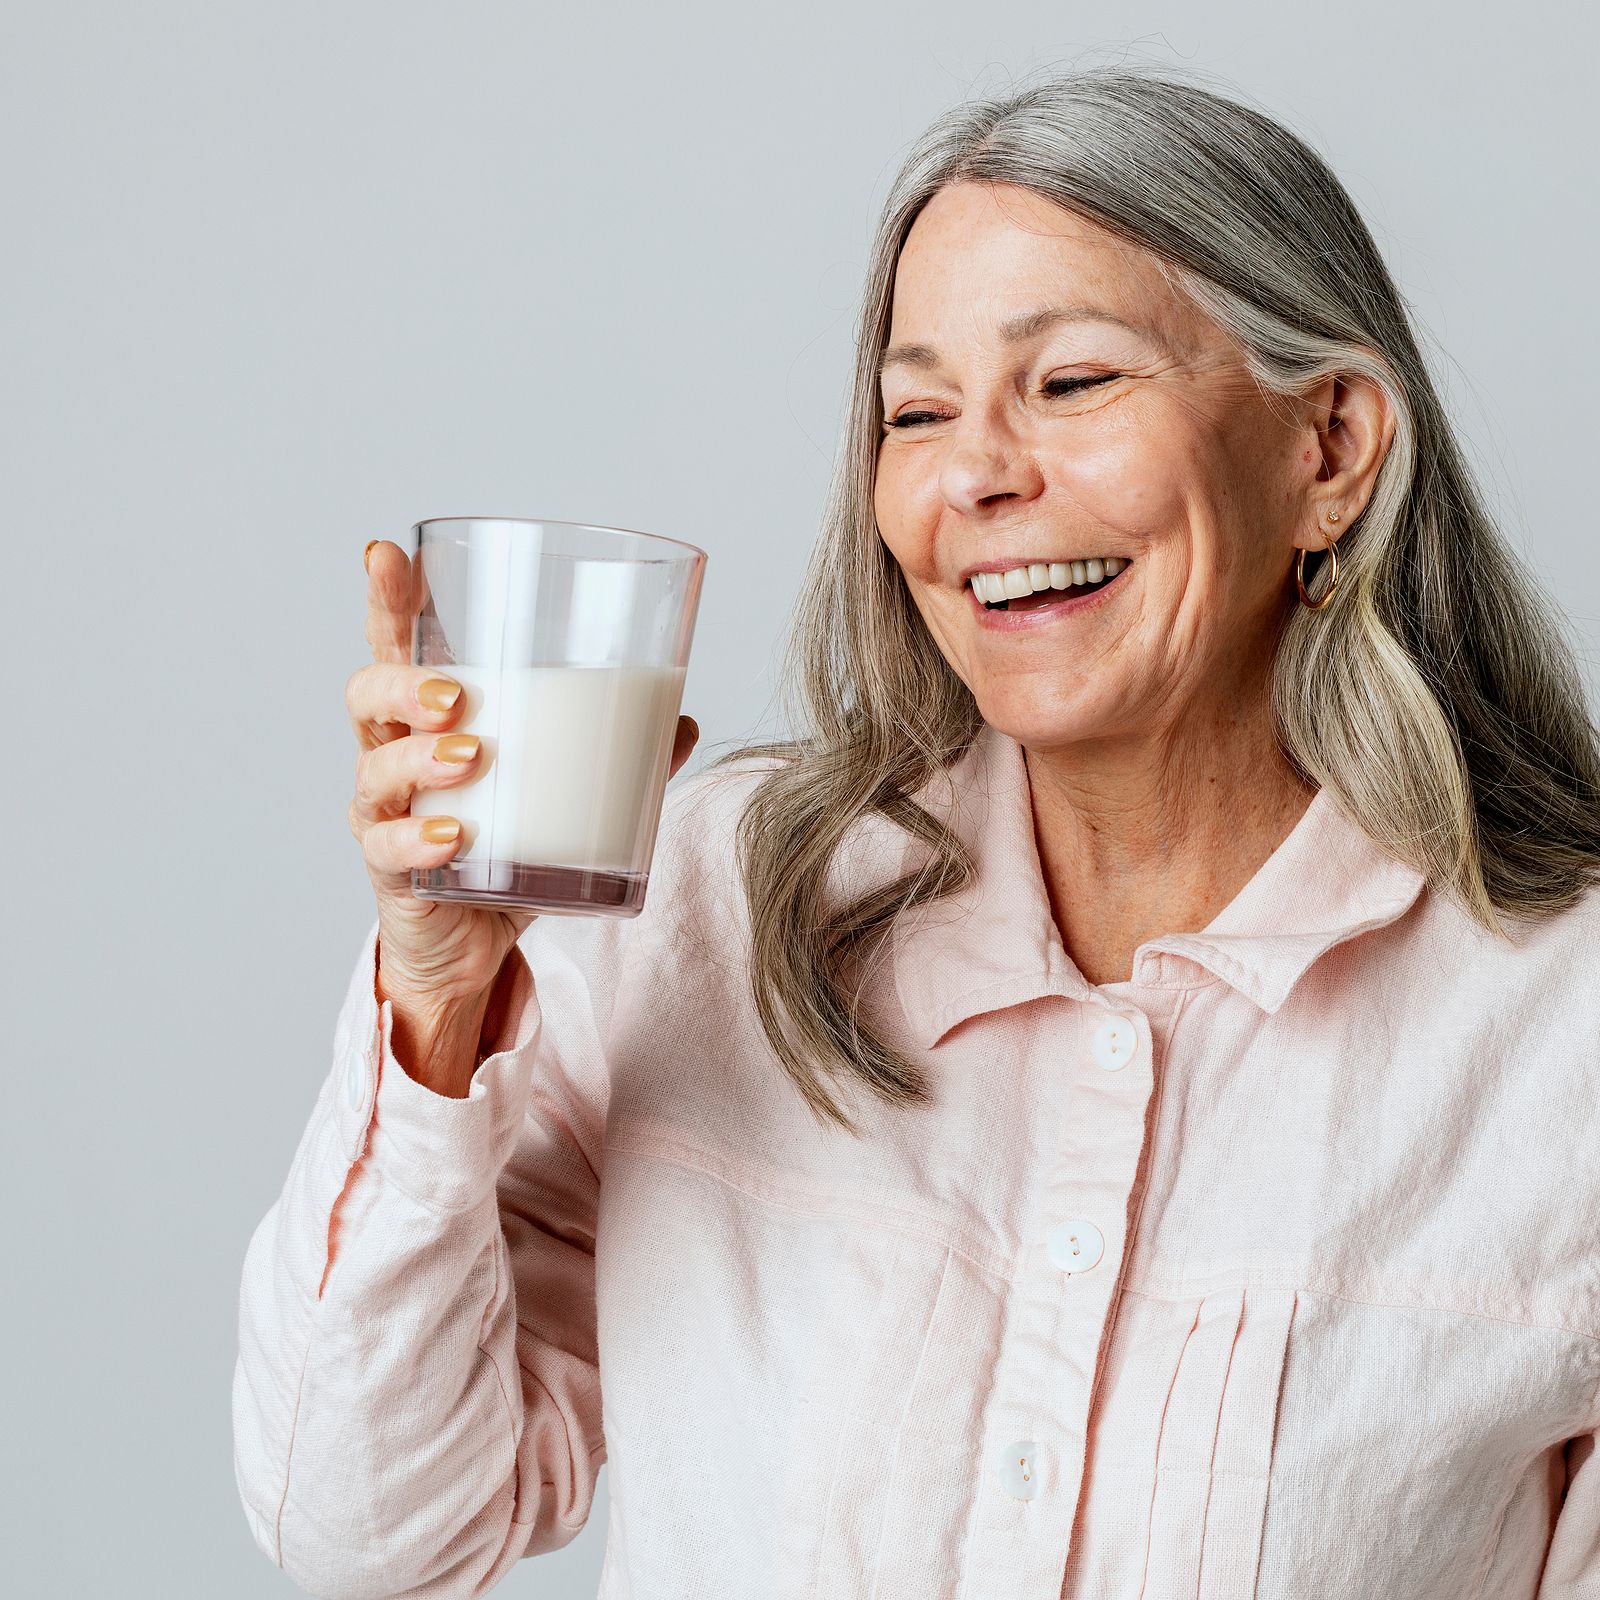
[{"left": 404, "top": 516, "right": 705, "bottom": 917}]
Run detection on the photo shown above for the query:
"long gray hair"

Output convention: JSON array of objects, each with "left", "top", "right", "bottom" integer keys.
[{"left": 709, "top": 65, "right": 1600, "bottom": 1137}]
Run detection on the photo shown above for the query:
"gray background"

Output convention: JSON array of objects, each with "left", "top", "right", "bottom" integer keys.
[{"left": 4, "top": 2, "right": 1596, "bottom": 1595}]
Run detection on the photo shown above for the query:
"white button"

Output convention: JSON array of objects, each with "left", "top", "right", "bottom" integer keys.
[
  {"left": 1091, "top": 1014, "right": 1136, "bottom": 1071},
  {"left": 995, "top": 1439, "right": 1040, "bottom": 1500},
  {"left": 343, "top": 1053, "right": 367, "bottom": 1109},
  {"left": 1047, "top": 1218, "right": 1105, "bottom": 1273}
]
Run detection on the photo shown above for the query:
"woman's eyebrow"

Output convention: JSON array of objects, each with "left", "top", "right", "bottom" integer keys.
[{"left": 878, "top": 304, "right": 1162, "bottom": 377}]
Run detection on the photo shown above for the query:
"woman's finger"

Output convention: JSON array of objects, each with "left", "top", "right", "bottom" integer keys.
[
  {"left": 345, "top": 663, "right": 466, "bottom": 751},
  {"left": 364, "top": 539, "right": 419, "bottom": 665},
  {"left": 358, "top": 813, "right": 466, "bottom": 882},
  {"left": 350, "top": 727, "right": 482, "bottom": 827},
  {"left": 668, "top": 714, "right": 700, "bottom": 779}
]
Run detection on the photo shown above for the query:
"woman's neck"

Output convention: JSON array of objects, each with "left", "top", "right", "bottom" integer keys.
[{"left": 1022, "top": 711, "right": 1317, "bottom": 987}]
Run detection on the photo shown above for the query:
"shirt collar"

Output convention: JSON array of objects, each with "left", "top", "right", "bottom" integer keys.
[{"left": 889, "top": 719, "right": 1427, "bottom": 1047}]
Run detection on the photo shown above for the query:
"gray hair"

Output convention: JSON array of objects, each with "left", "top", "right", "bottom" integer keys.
[{"left": 711, "top": 65, "right": 1600, "bottom": 1137}]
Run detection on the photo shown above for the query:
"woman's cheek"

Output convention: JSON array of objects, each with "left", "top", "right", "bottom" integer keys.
[
  {"left": 1047, "top": 428, "right": 1192, "bottom": 537},
  {"left": 873, "top": 457, "right": 938, "bottom": 577}
]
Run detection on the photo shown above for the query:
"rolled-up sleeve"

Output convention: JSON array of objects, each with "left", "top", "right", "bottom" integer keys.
[{"left": 232, "top": 911, "right": 618, "bottom": 1599}]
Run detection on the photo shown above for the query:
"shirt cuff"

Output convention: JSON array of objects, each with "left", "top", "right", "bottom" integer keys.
[{"left": 334, "top": 918, "right": 544, "bottom": 1214}]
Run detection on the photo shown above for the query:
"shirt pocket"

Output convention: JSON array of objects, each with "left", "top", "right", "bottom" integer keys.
[
  {"left": 1141, "top": 1284, "right": 1299, "bottom": 1600},
  {"left": 772, "top": 1229, "right": 979, "bottom": 1600}
]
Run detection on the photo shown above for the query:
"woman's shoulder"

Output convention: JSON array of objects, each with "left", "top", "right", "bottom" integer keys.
[
  {"left": 654, "top": 746, "right": 919, "bottom": 918},
  {"left": 661, "top": 748, "right": 789, "bottom": 828},
  {"left": 635, "top": 749, "right": 791, "bottom": 929},
  {"left": 1412, "top": 867, "right": 1600, "bottom": 1039},
  {"left": 1484, "top": 870, "right": 1600, "bottom": 972},
  {"left": 657, "top": 747, "right": 787, "bottom": 858}
]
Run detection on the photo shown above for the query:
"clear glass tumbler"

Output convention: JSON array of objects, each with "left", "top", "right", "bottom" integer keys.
[{"left": 405, "top": 516, "right": 706, "bottom": 917}]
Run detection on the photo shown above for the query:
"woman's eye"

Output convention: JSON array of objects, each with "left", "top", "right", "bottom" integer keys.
[
  {"left": 1043, "top": 373, "right": 1118, "bottom": 398},
  {"left": 884, "top": 373, "right": 1119, "bottom": 430}
]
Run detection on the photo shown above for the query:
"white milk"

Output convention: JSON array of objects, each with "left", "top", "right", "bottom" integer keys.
[{"left": 410, "top": 662, "right": 687, "bottom": 870}]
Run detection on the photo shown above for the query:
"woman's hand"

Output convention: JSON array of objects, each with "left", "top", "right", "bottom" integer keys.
[{"left": 346, "top": 538, "right": 700, "bottom": 1038}]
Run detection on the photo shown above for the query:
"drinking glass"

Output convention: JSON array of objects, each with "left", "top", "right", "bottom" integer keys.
[{"left": 405, "top": 516, "right": 705, "bottom": 917}]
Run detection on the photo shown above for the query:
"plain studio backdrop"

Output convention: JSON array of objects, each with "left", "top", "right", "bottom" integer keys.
[{"left": 4, "top": 3, "right": 1595, "bottom": 1595}]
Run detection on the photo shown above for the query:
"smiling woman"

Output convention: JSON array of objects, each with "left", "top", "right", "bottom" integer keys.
[
  {"left": 713, "top": 69, "right": 1600, "bottom": 1120},
  {"left": 693, "top": 61, "right": 1600, "bottom": 1598},
  {"left": 234, "top": 61, "right": 1600, "bottom": 1600},
  {"left": 866, "top": 176, "right": 1402, "bottom": 793}
]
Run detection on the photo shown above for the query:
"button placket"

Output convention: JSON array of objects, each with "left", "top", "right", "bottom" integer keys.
[
  {"left": 1029, "top": 1007, "right": 1145, "bottom": 1523},
  {"left": 967, "top": 1002, "right": 1155, "bottom": 1588},
  {"left": 1043, "top": 1012, "right": 1141, "bottom": 1285}
]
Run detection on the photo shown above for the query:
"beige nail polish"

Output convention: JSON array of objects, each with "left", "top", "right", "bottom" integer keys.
[
  {"left": 417, "top": 677, "right": 463, "bottom": 712},
  {"left": 433, "top": 735, "right": 480, "bottom": 764},
  {"left": 420, "top": 817, "right": 461, "bottom": 843}
]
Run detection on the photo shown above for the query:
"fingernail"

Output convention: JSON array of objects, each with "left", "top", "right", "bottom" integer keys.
[
  {"left": 686, "top": 716, "right": 700, "bottom": 740},
  {"left": 364, "top": 539, "right": 379, "bottom": 573},
  {"left": 433, "top": 734, "right": 480, "bottom": 764},
  {"left": 421, "top": 817, "right": 461, "bottom": 843},
  {"left": 417, "top": 677, "right": 463, "bottom": 712}
]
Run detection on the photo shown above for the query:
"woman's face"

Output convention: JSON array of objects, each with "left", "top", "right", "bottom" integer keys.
[{"left": 874, "top": 180, "right": 1323, "bottom": 753}]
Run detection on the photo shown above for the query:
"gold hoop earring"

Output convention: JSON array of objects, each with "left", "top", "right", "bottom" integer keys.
[{"left": 1296, "top": 524, "right": 1340, "bottom": 611}]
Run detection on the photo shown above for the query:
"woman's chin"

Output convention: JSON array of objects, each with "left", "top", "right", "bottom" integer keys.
[{"left": 975, "top": 698, "right": 1126, "bottom": 752}]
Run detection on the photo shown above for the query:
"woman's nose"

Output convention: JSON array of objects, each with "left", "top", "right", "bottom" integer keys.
[{"left": 937, "top": 417, "right": 1045, "bottom": 515}]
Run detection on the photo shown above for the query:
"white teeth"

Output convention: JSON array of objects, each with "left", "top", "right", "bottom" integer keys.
[{"left": 969, "top": 556, "right": 1130, "bottom": 604}]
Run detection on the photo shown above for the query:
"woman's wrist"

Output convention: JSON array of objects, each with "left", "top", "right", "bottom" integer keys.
[{"left": 384, "top": 991, "right": 493, "bottom": 1100}]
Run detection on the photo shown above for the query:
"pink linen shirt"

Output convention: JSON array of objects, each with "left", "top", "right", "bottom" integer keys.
[{"left": 233, "top": 719, "right": 1600, "bottom": 1599}]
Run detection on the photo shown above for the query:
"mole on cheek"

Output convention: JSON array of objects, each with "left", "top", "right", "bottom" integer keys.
[{"left": 1302, "top": 449, "right": 1314, "bottom": 463}]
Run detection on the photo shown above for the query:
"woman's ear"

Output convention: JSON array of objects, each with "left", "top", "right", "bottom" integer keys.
[{"left": 1292, "top": 364, "right": 1397, "bottom": 549}]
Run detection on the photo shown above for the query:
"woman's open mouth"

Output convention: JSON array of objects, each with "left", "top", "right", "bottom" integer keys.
[{"left": 966, "top": 556, "right": 1133, "bottom": 630}]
